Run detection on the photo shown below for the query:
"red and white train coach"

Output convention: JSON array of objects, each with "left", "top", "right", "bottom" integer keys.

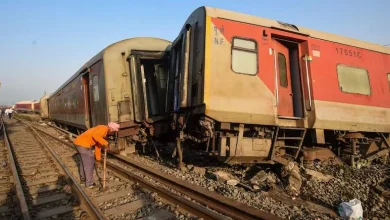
[
  {"left": 14, "top": 100, "right": 40, "bottom": 114},
  {"left": 33, "top": 101, "right": 40, "bottom": 114},
  {"left": 14, "top": 101, "right": 34, "bottom": 113},
  {"left": 167, "top": 6, "right": 390, "bottom": 168}
]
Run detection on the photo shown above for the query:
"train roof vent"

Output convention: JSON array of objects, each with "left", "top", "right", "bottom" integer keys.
[{"left": 277, "top": 21, "right": 299, "bottom": 32}]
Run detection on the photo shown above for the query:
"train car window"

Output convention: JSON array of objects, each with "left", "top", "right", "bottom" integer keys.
[
  {"left": 231, "top": 38, "right": 258, "bottom": 75},
  {"left": 278, "top": 53, "right": 288, "bottom": 87},
  {"left": 337, "top": 65, "right": 371, "bottom": 95},
  {"left": 92, "top": 75, "right": 99, "bottom": 102}
]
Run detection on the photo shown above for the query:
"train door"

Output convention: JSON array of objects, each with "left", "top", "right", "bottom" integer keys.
[
  {"left": 87, "top": 61, "right": 106, "bottom": 127},
  {"left": 128, "top": 50, "right": 169, "bottom": 123},
  {"left": 82, "top": 73, "right": 92, "bottom": 128},
  {"left": 167, "top": 25, "right": 191, "bottom": 112},
  {"left": 273, "top": 39, "right": 304, "bottom": 118}
]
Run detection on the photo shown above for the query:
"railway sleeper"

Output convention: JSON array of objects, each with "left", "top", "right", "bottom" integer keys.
[
  {"left": 3, "top": 119, "right": 97, "bottom": 220},
  {"left": 34, "top": 206, "right": 79, "bottom": 219}
]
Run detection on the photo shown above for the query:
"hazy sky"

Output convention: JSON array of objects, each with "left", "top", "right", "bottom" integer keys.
[{"left": 0, "top": 0, "right": 389, "bottom": 105}]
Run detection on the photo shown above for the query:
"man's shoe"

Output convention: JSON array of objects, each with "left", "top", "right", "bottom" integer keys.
[{"left": 87, "top": 183, "right": 97, "bottom": 189}]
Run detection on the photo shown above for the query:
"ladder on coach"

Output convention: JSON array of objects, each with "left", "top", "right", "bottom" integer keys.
[{"left": 270, "top": 126, "right": 307, "bottom": 160}]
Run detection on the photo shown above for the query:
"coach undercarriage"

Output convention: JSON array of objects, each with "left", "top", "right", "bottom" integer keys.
[
  {"left": 167, "top": 114, "right": 390, "bottom": 195},
  {"left": 172, "top": 115, "right": 389, "bottom": 169}
]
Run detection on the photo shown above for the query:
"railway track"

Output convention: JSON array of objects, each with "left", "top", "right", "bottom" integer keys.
[
  {"left": 31, "top": 125, "right": 180, "bottom": 220},
  {"left": 22, "top": 118, "right": 283, "bottom": 220},
  {"left": 0, "top": 117, "right": 102, "bottom": 220},
  {"left": 6, "top": 117, "right": 180, "bottom": 220},
  {"left": 0, "top": 118, "right": 26, "bottom": 220}
]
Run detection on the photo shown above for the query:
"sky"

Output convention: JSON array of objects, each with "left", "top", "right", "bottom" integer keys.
[{"left": 0, "top": 0, "right": 389, "bottom": 105}]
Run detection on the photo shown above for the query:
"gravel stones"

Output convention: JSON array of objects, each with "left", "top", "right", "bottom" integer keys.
[
  {"left": 31, "top": 118, "right": 390, "bottom": 219},
  {"left": 129, "top": 146, "right": 390, "bottom": 219},
  {"left": 300, "top": 163, "right": 390, "bottom": 219},
  {"left": 126, "top": 153, "right": 336, "bottom": 219}
]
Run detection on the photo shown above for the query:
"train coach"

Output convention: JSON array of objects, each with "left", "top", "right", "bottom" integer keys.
[
  {"left": 14, "top": 100, "right": 36, "bottom": 113},
  {"left": 167, "top": 6, "right": 390, "bottom": 168},
  {"left": 39, "top": 93, "right": 51, "bottom": 119},
  {"left": 33, "top": 100, "right": 40, "bottom": 114},
  {"left": 47, "top": 37, "right": 171, "bottom": 154}
]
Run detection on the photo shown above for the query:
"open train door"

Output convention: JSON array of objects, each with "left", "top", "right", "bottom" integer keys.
[
  {"left": 273, "top": 39, "right": 304, "bottom": 119},
  {"left": 128, "top": 51, "right": 169, "bottom": 124},
  {"left": 127, "top": 51, "right": 170, "bottom": 153},
  {"left": 129, "top": 55, "right": 146, "bottom": 123}
]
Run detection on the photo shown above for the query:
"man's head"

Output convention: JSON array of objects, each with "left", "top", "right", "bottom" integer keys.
[{"left": 107, "top": 122, "right": 120, "bottom": 134}]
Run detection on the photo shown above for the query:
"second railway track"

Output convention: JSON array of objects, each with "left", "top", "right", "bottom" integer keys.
[
  {"left": 1, "top": 118, "right": 99, "bottom": 220},
  {"left": 7, "top": 117, "right": 185, "bottom": 220},
  {"left": 23, "top": 117, "right": 283, "bottom": 220},
  {"left": 30, "top": 124, "right": 182, "bottom": 220}
]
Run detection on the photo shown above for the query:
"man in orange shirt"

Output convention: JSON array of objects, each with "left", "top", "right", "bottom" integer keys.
[{"left": 74, "top": 122, "right": 120, "bottom": 188}]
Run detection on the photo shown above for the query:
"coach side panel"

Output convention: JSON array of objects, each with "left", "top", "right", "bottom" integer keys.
[
  {"left": 308, "top": 39, "right": 390, "bottom": 132},
  {"left": 40, "top": 96, "right": 50, "bottom": 119},
  {"left": 202, "top": 17, "right": 316, "bottom": 126},
  {"left": 202, "top": 16, "right": 390, "bottom": 132},
  {"left": 88, "top": 60, "right": 107, "bottom": 127},
  {"left": 15, "top": 104, "right": 31, "bottom": 112},
  {"left": 33, "top": 102, "right": 40, "bottom": 113},
  {"left": 48, "top": 76, "right": 86, "bottom": 129}
]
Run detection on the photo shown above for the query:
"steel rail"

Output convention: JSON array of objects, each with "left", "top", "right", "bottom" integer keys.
[
  {"left": 114, "top": 155, "right": 282, "bottom": 220},
  {"left": 106, "top": 160, "right": 227, "bottom": 219},
  {"left": 1, "top": 117, "right": 32, "bottom": 220},
  {"left": 33, "top": 125, "right": 228, "bottom": 219},
  {"left": 17, "top": 119, "right": 106, "bottom": 220},
  {"left": 34, "top": 123, "right": 284, "bottom": 220}
]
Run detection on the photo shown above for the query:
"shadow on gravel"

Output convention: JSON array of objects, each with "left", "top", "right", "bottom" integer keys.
[
  {"left": 25, "top": 174, "right": 83, "bottom": 219},
  {"left": 140, "top": 141, "right": 225, "bottom": 169},
  {"left": 72, "top": 153, "right": 83, "bottom": 183},
  {"left": 3, "top": 119, "right": 85, "bottom": 219}
]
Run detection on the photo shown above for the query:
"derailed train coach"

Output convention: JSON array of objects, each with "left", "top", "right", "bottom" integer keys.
[
  {"left": 48, "top": 37, "right": 171, "bottom": 154},
  {"left": 14, "top": 100, "right": 37, "bottom": 113},
  {"left": 167, "top": 6, "right": 390, "bottom": 168},
  {"left": 40, "top": 94, "right": 51, "bottom": 119},
  {"left": 33, "top": 100, "right": 40, "bottom": 114}
]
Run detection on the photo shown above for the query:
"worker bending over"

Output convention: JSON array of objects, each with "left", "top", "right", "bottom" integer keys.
[{"left": 73, "top": 122, "right": 120, "bottom": 188}]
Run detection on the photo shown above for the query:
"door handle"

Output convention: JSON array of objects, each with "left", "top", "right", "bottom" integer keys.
[{"left": 273, "top": 49, "right": 279, "bottom": 107}]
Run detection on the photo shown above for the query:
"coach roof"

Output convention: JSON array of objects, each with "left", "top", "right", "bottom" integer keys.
[
  {"left": 15, "top": 100, "right": 35, "bottom": 104},
  {"left": 203, "top": 6, "right": 390, "bottom": 54},
  {"left": 49, "top": 37, "right": 171, "bottom": 99}
]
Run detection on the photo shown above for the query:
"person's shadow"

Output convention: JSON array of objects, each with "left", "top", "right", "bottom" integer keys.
[{"left": 26, "top": 173, "right": 86, "bottom": 219}]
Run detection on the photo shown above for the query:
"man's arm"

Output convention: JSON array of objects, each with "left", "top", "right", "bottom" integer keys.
[{"left": 92, "top": 127, "right": 109, "bottom": 146}]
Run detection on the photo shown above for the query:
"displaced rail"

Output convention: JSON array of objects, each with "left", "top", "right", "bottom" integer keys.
[
  {"left": 35, "top": 121, "right": 283, "bottom": 220},
  {"left": 1, "top": 117, "right": 103, "bottom": 220}
]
